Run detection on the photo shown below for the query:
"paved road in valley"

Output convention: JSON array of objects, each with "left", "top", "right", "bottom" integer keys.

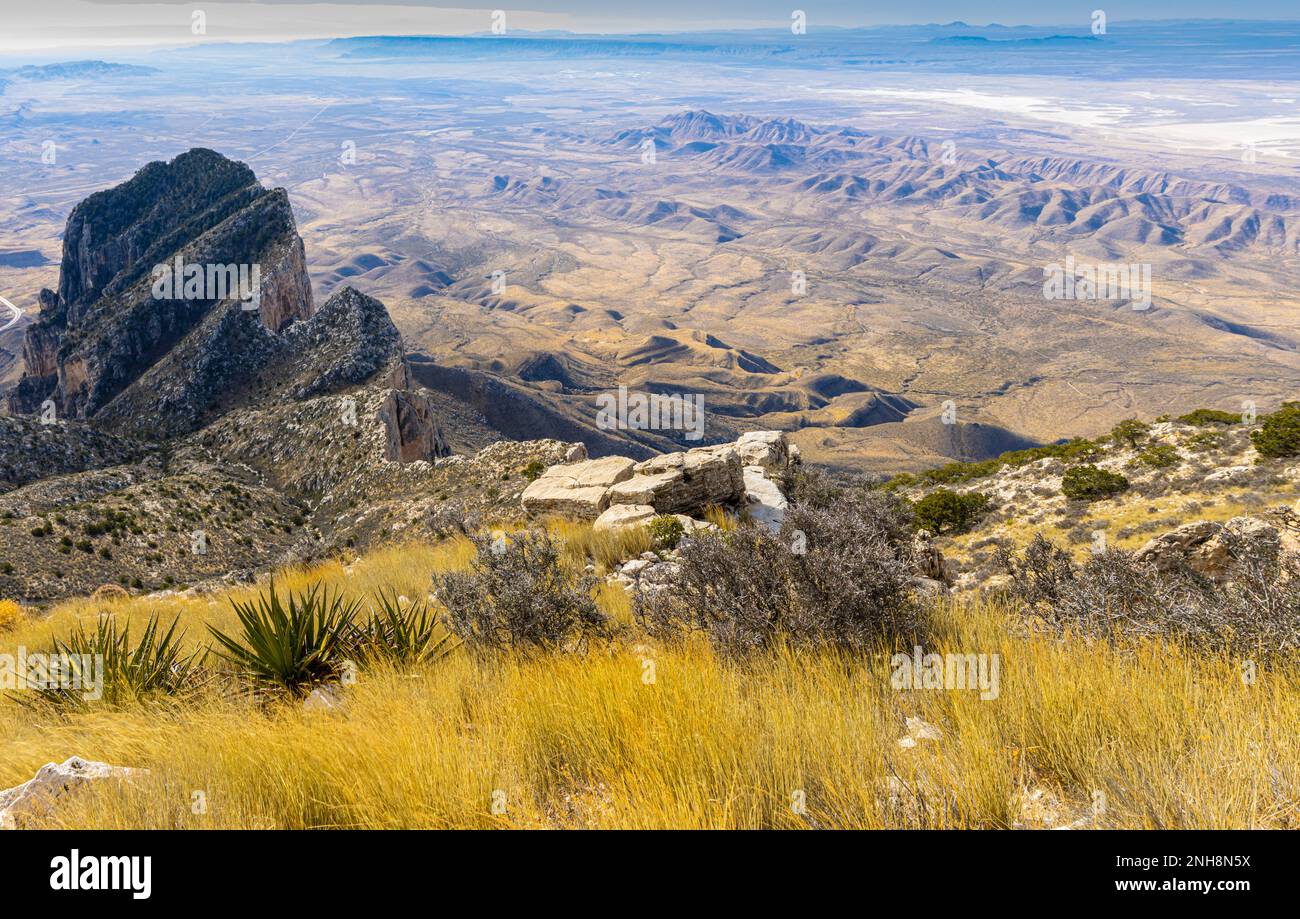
[{"left": 0, "top": 295, "right": 22, "bottom": 332}]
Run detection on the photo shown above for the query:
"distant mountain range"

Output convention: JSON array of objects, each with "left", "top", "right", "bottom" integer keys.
[
  {"left": 323, "top": 21, "right": 1300, "bottom": 78},
  {"left": 593, "top": 110, "right": 1300, "bottom": 258},
  {"left": 2, "top": 60, "right": 158, "bottom": 82}
]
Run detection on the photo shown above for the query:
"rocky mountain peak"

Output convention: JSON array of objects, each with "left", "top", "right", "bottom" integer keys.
[
  {"left": 4, "top": 147, "right": 447, "bottom": 478},
  {"left": 7, "top": 148, "right": 314, "bottom": 425}
]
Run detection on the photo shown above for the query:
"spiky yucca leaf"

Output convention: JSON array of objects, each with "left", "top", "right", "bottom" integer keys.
[
  {"left": 19, "top": 613, "right": 206, "bottom": 712},
  {"left": 355, "top": 590, "right": 458, "bottom": 666},
  {"left": 208, "top": 580, "right": 360, "bottom": 696}
]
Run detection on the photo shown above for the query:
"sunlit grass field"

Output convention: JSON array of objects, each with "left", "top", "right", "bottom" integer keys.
[{"left": 2, "top": 526, "right": 1297, "bottom": 830}]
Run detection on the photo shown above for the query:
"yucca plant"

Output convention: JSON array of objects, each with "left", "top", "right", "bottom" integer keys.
[
  {"left": 208, "top": 581, "right": 360, "bottom": 696},
  {"left": 354, "top": 590, "right": 458, "bottom": 666},
  {"left": 19, "top": 613, "right": 206, "bottom": 712}
]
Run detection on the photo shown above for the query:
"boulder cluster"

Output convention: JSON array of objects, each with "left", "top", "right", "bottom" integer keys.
[
  {"left": 520, "top": 431, "right": 799, "bottom": 532},
  {"left": 1133, "top": 515, "right": 1285, "bottom": 582}
]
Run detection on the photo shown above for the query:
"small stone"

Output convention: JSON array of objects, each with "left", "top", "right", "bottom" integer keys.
[
  {"left": 303, "top": 684, "right": 345, "bottom": 712},
  {"left": 905, "top": 716, "right": 943, "bottom": 741}
]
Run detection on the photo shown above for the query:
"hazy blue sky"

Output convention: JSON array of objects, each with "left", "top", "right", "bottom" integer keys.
[{"left": 1, "top": 1, "right": 1296, "bottom": 52}]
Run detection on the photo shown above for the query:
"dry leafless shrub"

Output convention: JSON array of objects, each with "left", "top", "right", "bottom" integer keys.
[
  {"left": 999, "top": 533, "right": 1300, "bottom": 656},
  {"left": 427, "top": 502, "right": 475, "bottom": 540},
  {"left": 434, "top": 529, "right": 608, "bottom": 651},
  {"left": 996, "top": 534, "right": 1075, "bottom": 606},
  {"left": 785, "top": 465, "right": 844, "bottom": 510},
  {"left": 635, "top": 492, "right": 923, "bottom": 655}
]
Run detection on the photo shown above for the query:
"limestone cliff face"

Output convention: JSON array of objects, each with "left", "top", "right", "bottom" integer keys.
[
  {"left": 275, "top": 286, "right": 449, "bottom": 464},
  {"left": 6, "top": 148, "right": 448, "bottom": 468},
  {"left": 380, "top": 389, "right": 448, "bottom": 463},
  {"left": 6, "top": 149, "right": 315, "bottom": 424}
]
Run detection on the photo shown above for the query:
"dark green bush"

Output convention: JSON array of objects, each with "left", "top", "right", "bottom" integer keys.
[
  {"left": 1061, "top": 465, "right": 1129, "bottom": 501},
  {"left": 1177, "top": 408, "right": 1240, "bottom": 427},
  {"left": 1251, "top": 403, "right": 1300, "bottom": 458},
  {"left": 647, "top": 514, "right": 685, "bottom": 551},
  {"left": 1109, "top": 419, "right": 1150, "bottom": 448},
  {"left": 884, "top": 438, "right": 1103, "bottom": 490},
  {"left": 911, "top": 489, "right": 990, "bottom": 535},
  {"left": 1135, "top": 444, "right": 1179, "bottom": 469}
]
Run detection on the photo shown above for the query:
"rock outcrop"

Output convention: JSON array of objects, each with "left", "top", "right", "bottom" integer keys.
[
  {"left": 610, "top": 446, "right": 745, "bottom": 515},
  {"left": 8, "top": 149, "right": 314, "bottom": 429},
  {"left": 521, "top": 431, "right": 797, "bottom": 528},
  {"left": 521, "top": 455, "right": 636, "bottom": 518},
  {"left": 742, "top": 465, "right": 787, "bottom": 530},
  {"left": 0, "top": 149, "right": 455, "bottom": 603},
  {"left": 1135, "top": 516, "right": 1280, "bottom": 582},
  {"left": 0, "top": 756, "right": 145, "bottom": 829},
  {"left": 5, "top": 149, "right": 448, "bottom": 459}
]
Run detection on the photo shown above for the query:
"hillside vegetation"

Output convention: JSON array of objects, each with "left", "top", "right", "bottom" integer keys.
[{"left": 3, "top": 509, "right": 1297, "bottom": 829}]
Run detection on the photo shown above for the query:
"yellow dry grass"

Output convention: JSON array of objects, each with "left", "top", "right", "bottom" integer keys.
[{"left": 1, "top": 538, "right": 1296, "bottom": 830}]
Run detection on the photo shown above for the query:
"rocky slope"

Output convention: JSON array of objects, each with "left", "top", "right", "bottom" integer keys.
[
  {"left": 886, "top": 415, "right": 1300, "bottom": 589},
  {"left": 0, "top": 150, "right": 456, "bottom": 601}
]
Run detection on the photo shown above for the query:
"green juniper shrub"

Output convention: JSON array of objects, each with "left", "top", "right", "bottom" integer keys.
[
  {"left": 646, "top": 514, "right": 685, "bottom": 551},
  {"left": 1061, "top": 465, "right": 1129, "bottom": 501},
  {"left": 1251, "top": 402, "right": 1300, "bottom": 459},
  {"left": 1135, "top": 443, "right": 1179, "bottom": 469},
  {"left": 884, "top": 438, "right": 1103, "bottom": 491},
  {"left": 1109, "top": 419, "right": 1150, "bottom": 449},
  {"left": 1177, "top": 408, "right": 1240, "bottom": 427},
  {"left": 911, "top": 488, "right": 990, "bottom": 535}
]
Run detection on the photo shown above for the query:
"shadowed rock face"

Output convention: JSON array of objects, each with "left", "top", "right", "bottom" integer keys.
[
  {"left": 6, "top": 149, "right": 448, "bottom": 460},
  {"left": 381, "top": 388, "right": 448, "bottom": 462},
  {"left": 7, "top": 148, "right": 315, "bottom": 424}
]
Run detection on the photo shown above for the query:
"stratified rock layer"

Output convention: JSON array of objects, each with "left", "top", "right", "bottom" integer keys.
[{"left": 522, "top": 431, "right": 797, "bottom": 527}]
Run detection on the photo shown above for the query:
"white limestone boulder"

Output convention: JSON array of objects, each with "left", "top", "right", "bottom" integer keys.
[
  {"left": 593, "top": 503, "right": 657, "bottom": 532},
  {"left": 743, "top": 465, "right": 788, "bottom": 532},
  {"left": 0, "top": 757, "right": 147, "bottom": 829},
  {"left": 521, "top": 455, "right": 636, "bottom": 519}
]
